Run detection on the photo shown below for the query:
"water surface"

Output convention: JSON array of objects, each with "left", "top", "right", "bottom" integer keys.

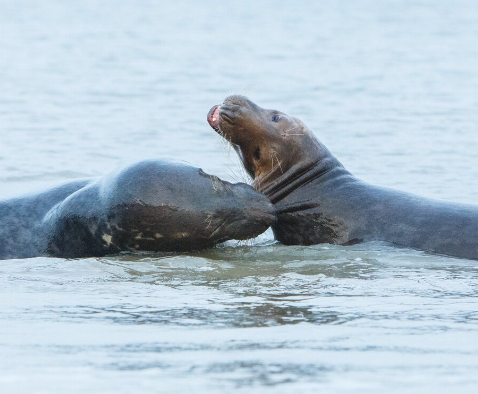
[{"left": 1, "top": 1, "right": 478, "bottom": 393}]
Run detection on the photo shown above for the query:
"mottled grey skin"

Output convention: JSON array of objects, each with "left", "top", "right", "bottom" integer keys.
[
  {"left": 209, "top": 95, "right": 478, "bottom": 260},
  {"left": 0, "top": 159, "right": 275, "bottom": 259}
]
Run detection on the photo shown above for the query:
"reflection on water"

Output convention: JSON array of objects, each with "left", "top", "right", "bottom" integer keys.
[{"left": 1, "top": 0, "right": 478, "bottom": 393}]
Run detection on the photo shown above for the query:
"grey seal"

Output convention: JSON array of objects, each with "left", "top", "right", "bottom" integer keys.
[
  {"left": 0, "top": 159, "right": 275, "bottom": 259},
  {"left": 208, "top": 95, "right": 478, "bottom": 260}
]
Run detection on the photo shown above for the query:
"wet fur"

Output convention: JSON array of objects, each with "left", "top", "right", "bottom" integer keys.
[
  {"left": 0, "top": 160, "right": 275, "bottom": 260},
  {"left": 211, "top": 95, "right": 478, "bottom": 260}
]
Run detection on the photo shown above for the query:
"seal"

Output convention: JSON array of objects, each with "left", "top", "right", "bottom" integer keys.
[
  {"left": 0, "top": 159, "right": 276, "bottom": 259},
  {"left": 208, "top": 95, "right": 478, "bottom": 260}
]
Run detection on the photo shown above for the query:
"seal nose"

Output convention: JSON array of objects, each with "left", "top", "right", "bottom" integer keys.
[
  {"left": 223, "top": 95, "right": 263, "bottom": 116},
  {"left": 223, "top": 95, "right": 254, "bottom": 108}
]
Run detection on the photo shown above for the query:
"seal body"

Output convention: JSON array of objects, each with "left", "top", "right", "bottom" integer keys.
[
  {"left": 208, "top": 95, "right": 478, "bottom": 260},
  {"left": 273, "top": 173, "right": 478, "bottom": 259},
  {"left": 0, "top": 159, "right": 275, "bottom": 259}
]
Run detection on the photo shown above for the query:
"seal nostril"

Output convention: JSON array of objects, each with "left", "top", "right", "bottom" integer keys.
[{"left": 254, "top": 147, "right": 261, "bottom": 160}]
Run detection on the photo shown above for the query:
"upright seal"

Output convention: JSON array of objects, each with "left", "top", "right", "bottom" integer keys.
[
  {"left": 0, "top": 159, "right": 275, "bottom": 259},
  {"left": 208, "top": 95, "right": 478, "bottom": 260}
]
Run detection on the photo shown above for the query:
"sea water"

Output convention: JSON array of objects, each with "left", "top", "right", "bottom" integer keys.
[{"left": 1, "top": 1, "right": 478, "bottom": 393}]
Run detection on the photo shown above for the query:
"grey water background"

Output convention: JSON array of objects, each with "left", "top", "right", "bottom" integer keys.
[{"left": 1, "top": 0, "right": 478, "bottom": 393}]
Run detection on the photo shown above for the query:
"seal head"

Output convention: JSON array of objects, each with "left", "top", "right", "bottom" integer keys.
[
  {"left": 44, "top": 160, "right": 277, "bottom": 257},
  {"left": 208, "top": 95, "right": 339, "bottom": 203}
]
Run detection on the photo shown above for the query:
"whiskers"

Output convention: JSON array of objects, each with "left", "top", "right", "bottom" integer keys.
[
  {"left": 223, "top": 86, "right": 255, "bottom": 99},
  {"left": 225, "top": 163, "right": 251, "bottom": 184},
  {"left": 214, "top": 131, "right": 251, "bottom": 185},
  {"left": 269, "top": 149, "right": 283, "bottom": 174},
  {"left": 212, "top": 121, "right": 233, "bottom": 155},
  {"left": 215, "top": 128, "right": 231, "bottom": 151},
  {"left": 281, "top": 125, "right": 305, "bottom": 137},
  {"left": 253, "top": 151, "right": 283, "bottom": 191}
]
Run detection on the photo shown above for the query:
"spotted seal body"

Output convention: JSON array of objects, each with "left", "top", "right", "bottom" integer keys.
[
  {"left": 0, "top": 159, "right": 275, "bottom": 259},
  {"left": 208, "top": 95, "right": 478, "bottom": 260}
]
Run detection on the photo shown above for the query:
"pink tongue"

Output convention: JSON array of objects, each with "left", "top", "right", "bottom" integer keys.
[
  {"left": 212, "top": 106, "right": 220, "bottom": 123},
  {"left": 208, "top": 105, "right": 221, "bottom": 129}
]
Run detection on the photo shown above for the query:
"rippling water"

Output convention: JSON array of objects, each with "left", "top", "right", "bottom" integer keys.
[{"left": 1, "top": 1, "right": 478, "bottom": 393}]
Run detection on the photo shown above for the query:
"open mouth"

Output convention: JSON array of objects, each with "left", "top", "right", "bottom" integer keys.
[{"left": 207, "top": 105, "right": 220, "bottom": 130}]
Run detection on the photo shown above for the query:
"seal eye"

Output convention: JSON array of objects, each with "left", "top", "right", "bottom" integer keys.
[
  {"left": 272, "top": 114, "right": 282, "bottom": 122},
  {"left": 254, "top": 147, "right": 261, "bottom": 160}
]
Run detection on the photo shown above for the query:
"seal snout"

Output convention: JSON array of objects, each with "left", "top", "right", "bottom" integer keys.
[
  {"left": 207, "top": 105, "right": 220, "bottom": 130},
  {"left": 223, "top": 95, "right": 250, "bottom": 107}
]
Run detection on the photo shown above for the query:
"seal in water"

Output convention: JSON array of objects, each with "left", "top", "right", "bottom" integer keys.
[
  {"left": 208, "top": 95, "right": 478, "bottom": 260},
  {"left": 0, "top": 159, "right": 275, "bottom": 259}
]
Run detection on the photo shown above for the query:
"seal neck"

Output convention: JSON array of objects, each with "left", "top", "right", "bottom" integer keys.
[{"left": 254, "top": 155, "right": 351, "bottom": 204}]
